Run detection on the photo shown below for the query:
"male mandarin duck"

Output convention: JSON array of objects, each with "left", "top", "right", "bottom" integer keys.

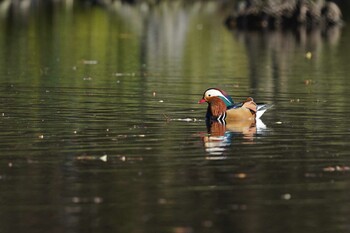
[{"left": 199, "top": 88, "right": 269, "bottom": 123}]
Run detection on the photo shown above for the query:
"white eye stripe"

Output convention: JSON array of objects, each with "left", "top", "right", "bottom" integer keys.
[
  {"left": 205, "top": 89, "right": 231, "bottom": 104},
  {"left": 205, "top": 90, "right": 223, "bottom": 97}
]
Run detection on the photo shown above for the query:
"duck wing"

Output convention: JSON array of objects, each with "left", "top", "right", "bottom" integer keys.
[
  {"left": 242, "top": 97, "right": 257, "bottom": 113},
  {"left": 229, "top": 97, "right": 257, "bottom": 113},
  {"left": 229, "top": 97, "right": 271, "bottom": 119}
]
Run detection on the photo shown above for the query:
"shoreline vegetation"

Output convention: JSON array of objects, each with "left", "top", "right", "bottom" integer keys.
[
  {"left": 225, "top": 0, "right": 342, "bottom": 30},
  {"left": 1, "top": 0, "right": 344, "bottom": 27}
]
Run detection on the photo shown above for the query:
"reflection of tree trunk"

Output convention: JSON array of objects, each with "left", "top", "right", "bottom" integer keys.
[{"left": 233, "top": 25, "right": 341, "bottom": 96}]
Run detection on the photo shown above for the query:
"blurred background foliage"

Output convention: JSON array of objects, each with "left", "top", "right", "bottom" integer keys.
[{"left": 0, "top": 0, "right": 347, "bottom": 92}]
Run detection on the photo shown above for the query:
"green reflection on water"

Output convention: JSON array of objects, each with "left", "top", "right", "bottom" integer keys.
[{"left": 0, "top": 1, "right": 252, "bottom": 92}]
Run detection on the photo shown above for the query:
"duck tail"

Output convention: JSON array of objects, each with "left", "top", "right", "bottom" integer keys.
[{"left": 256, "top": 104, "right": 273, "bottom": 119}]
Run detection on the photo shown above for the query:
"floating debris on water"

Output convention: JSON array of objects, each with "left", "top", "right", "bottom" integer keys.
[
  {"left": 305, "top": 52, "right": 312, "bottom": 59},
  {"left": 281, "top": 193, "right": 292, "bottom": 200},
  {"left": 177, "top": 118, "right": 192, "bottom": 122},
  {"left": 71, "top": 196, "right": 103, "bottom": 204},
  {"left": 275, "top": 121, "right": 282, "bottom": 124},
  {"left": 100, "top": 155, "right": 107, "bottom": 162},
  {"left": 76, "top": 154, "right": 108, "bottom": 162},
  {"left": 234, "top": 173, "right": 247, "bottom": 179},
  {"left": 118, "top": 155, "right": 143, "bottom": 161},
  {"left": 93, "top": 197, "right": 103, "bottom": 204},
  {"left": 172, "top": 118, "right": 201, "bottom": 122},
  {"left": 114, "top": 72, "right": 136, "bottom": 77},
  {"left": 38, "top": 134, "right": 44, "bottom": 139},
  {"left": 158, "top": 198, "right": 167, "bottom": 205},
  {"left": 323, "top": 166, "right": 350, "bottom": 172},
  {"left": 71, "top": 197, "right": 81, "bottom": 203},
  {"left": 205, "top": 155, "right": 227, "bottom": 160},
  {"left": 163, "top": 113, "right": 169, "bottom": 120},
  {"left": 117, "top": 134, "right": 147, "bottom": 138},
  {"left": 304, "top": 79, "right": 314, "bottom": 85},
  {"left": 83, "top": 60, "right": 98, "bottom": 65}
]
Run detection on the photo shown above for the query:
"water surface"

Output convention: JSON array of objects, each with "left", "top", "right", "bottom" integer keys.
[{"left": 0, "top": 1, "right": 350, "bottom": 233}]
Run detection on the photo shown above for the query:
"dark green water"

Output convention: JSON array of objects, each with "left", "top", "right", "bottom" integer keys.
[{"left": 1, "top": 1, "right": 350, "bottom": 233}]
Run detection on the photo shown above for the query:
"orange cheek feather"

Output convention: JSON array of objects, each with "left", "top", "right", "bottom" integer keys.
[{"left": 208, "top": 97, "right": 227, "bottom": 117}]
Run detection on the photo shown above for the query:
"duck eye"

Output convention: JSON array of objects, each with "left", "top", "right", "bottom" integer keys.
[{"left": 208, "top": 94, "right": 211, "bottom": 97}]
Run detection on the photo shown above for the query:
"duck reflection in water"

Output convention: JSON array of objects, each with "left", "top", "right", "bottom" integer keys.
[
  {"left": 203, "top": 118, "right": 266, "bottom": 157},
  {"left": 199, "top": 88, "right": 270, "bottom": 157}
]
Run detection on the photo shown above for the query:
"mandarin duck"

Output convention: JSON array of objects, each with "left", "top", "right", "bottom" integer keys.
[{"left": 199, "top": 88, "right": 269, "bottom": 123}]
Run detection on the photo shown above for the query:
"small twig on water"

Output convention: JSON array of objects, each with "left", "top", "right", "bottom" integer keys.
[{"left": 163, "top": 114, "right": 170, "bottom": 123}]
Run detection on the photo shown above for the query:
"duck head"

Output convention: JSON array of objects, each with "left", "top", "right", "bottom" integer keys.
[{"left": 198, "top": 88, "right": 234, "bottom": 107}]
